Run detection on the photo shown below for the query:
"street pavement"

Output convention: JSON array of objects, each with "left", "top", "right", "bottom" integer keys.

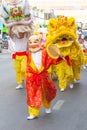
[{"left": 0, "top": 53, "right": 87, "bottom": 130}]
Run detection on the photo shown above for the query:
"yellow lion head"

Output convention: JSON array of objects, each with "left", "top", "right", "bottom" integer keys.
[{"left": 46, "top": 15, "right": 77, "bottom": 48}]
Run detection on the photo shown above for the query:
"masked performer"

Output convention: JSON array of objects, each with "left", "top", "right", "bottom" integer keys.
[
  {"left": 45, "top": 16, "right": 84, "bottom": 91},
  {"left": 1, "top": 0, "right": 34, "bottom": 89},
  {"left": 26, "top": 34, "right": 63, "bottom": 120}
]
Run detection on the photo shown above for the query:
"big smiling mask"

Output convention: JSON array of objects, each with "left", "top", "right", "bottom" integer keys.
[{"left": 28, "top": 35, "right": 43, "bottom": 53}]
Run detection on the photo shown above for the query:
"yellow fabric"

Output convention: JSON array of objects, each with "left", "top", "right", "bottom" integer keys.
[
  {"left": 70, "top": 42, "right": 85, "bottom": 65},
  {"left": 48, "top": 43, "right": 73, "bottom": 89},
  {"left": 47, "top": 65, "right": 52, "bottom": 74},
  {"left": 58, "top": 47, "right": 71, "bottom": 57},
  {"left": 46, "top": 16, "right": 77, "bottom": 47},
  {"left": 84, "top": 55, "right": 87, "bottom": 64},
  {"left": 53, "top": 61, "right": 73, "bottom": 89},
  {"left": 69, "top": 42, "right": 85, "bottom": 84},
  {"left": 14, "top": 55, "right": 27, "bottom": 84},
  {"left": 56, "top": 41, "right": 73, "bottom": 48},
  {"left": 68, "top": 63, "right": 80, "bottom": 84},
  {"left": 28, "top": 106, "right": 40, "bottom": 116}
]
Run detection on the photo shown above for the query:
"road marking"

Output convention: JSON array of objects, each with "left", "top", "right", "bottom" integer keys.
[{"left": 53, "top": 100, "right": 65, "bottom": 110}]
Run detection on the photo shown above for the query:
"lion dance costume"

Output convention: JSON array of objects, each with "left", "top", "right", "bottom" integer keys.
[
  {"left": 46, "top": 15, "right": 85, "bottom": 91},
  {"left": 1, "top": 0, "right": 34, "bottom": 89}
]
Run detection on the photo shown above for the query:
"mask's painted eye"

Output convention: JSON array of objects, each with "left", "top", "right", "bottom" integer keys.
[
  {"left": 28, "top": 40, "right": 32, "bottom": 44},
  {"left": 34, "top": 39, "right": 39, "bottom": 43}
]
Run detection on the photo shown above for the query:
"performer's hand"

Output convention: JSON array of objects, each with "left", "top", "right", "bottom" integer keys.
[
  {"left": 57, "top": 53, "right": 66, "bottom": 62},
  {"left": 57, "top": 53, "right": 63, "bottom": 58}
]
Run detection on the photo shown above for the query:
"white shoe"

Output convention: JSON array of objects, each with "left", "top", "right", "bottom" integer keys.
[
  {"left": 45, "top": 108, "right": 52, "bottom": 114},
  {"left": 70, "top": 84, "right": 74, "bottom": 89},
  {"left": 74, "top": 79, "right": 80, "bottom": 84},
  {"left": 83, "top": 65, "right": 86, "bottom": 69},
  {"left": 60, "top": 88, "right": 65, "bottom": 92},
  {"left": 27, "top": 116, "right": 38, "bottom": 120},
  {"left": 16, "top": 84, "right": 24, "bottom": 89}
]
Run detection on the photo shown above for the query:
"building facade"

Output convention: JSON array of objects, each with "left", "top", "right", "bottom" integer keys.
[{"left": 30, "top": 0, "right": 87, "bottom": 23}]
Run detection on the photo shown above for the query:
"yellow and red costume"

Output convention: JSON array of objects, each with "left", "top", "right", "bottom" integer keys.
[
  {"left": 25, "top": 34, "right": 63, "bottom": 118},
  {"left": 26, "top": 49, "right": 58, "bottom": 116},
  {"left": 12, "top": 35, "right": 28, "bottom": 85},
  {"left": 69, "top": 41, "right": 85, "bottom": 83}
]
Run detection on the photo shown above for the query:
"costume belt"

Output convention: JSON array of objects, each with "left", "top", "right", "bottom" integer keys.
[
  {"left": 12, "top": 51, "right": 27, "bottom": 59},
  {"left": 29, "top": 73, "right": 41, "bottom": 86}
]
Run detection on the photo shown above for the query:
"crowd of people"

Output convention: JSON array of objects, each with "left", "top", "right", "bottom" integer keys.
[{"left": 77, "top": 33, "right": 87, "bottom": 69}]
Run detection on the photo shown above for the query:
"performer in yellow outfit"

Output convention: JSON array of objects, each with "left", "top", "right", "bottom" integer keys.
[
  {"left": 46, "top": 16, "right": 85, "bottom": 91},
  {"left": 69, "top": 41, "right": 85, "bottom": 84},
  {"left": 1, "top": 0, "right": 34, "bottom": 89},
  {"left": 9, "top": 29, "right": 29, "bottom": 89}
]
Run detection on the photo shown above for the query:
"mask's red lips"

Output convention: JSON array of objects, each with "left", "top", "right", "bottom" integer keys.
[{"left": 29, "top": 43, "right": 40, "bottom": 48}]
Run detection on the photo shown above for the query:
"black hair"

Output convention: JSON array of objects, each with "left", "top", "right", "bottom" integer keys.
[{"left": 84, "top": 36, "right": 87, "bottom": 40}]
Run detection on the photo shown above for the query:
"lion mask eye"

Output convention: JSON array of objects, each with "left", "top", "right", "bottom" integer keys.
[{"left": 13, "top": 8, "right": 19, "bottom": 14}]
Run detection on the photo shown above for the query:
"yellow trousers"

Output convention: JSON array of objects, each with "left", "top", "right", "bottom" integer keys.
[
  {"left": 68, "top": 62, "right": 81, "bottom": 84},
  {"left": 53, "top": 61, "right": 73, "bottom": 89},
  {"left": 14, "top": 55, "right": 27, "bottom": 84},
  {"left": 84, "top": 55, "right": 87, "bottom": 64},
  {"left": 28, "top": 90, "right": 51, "bottom": 116}
]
